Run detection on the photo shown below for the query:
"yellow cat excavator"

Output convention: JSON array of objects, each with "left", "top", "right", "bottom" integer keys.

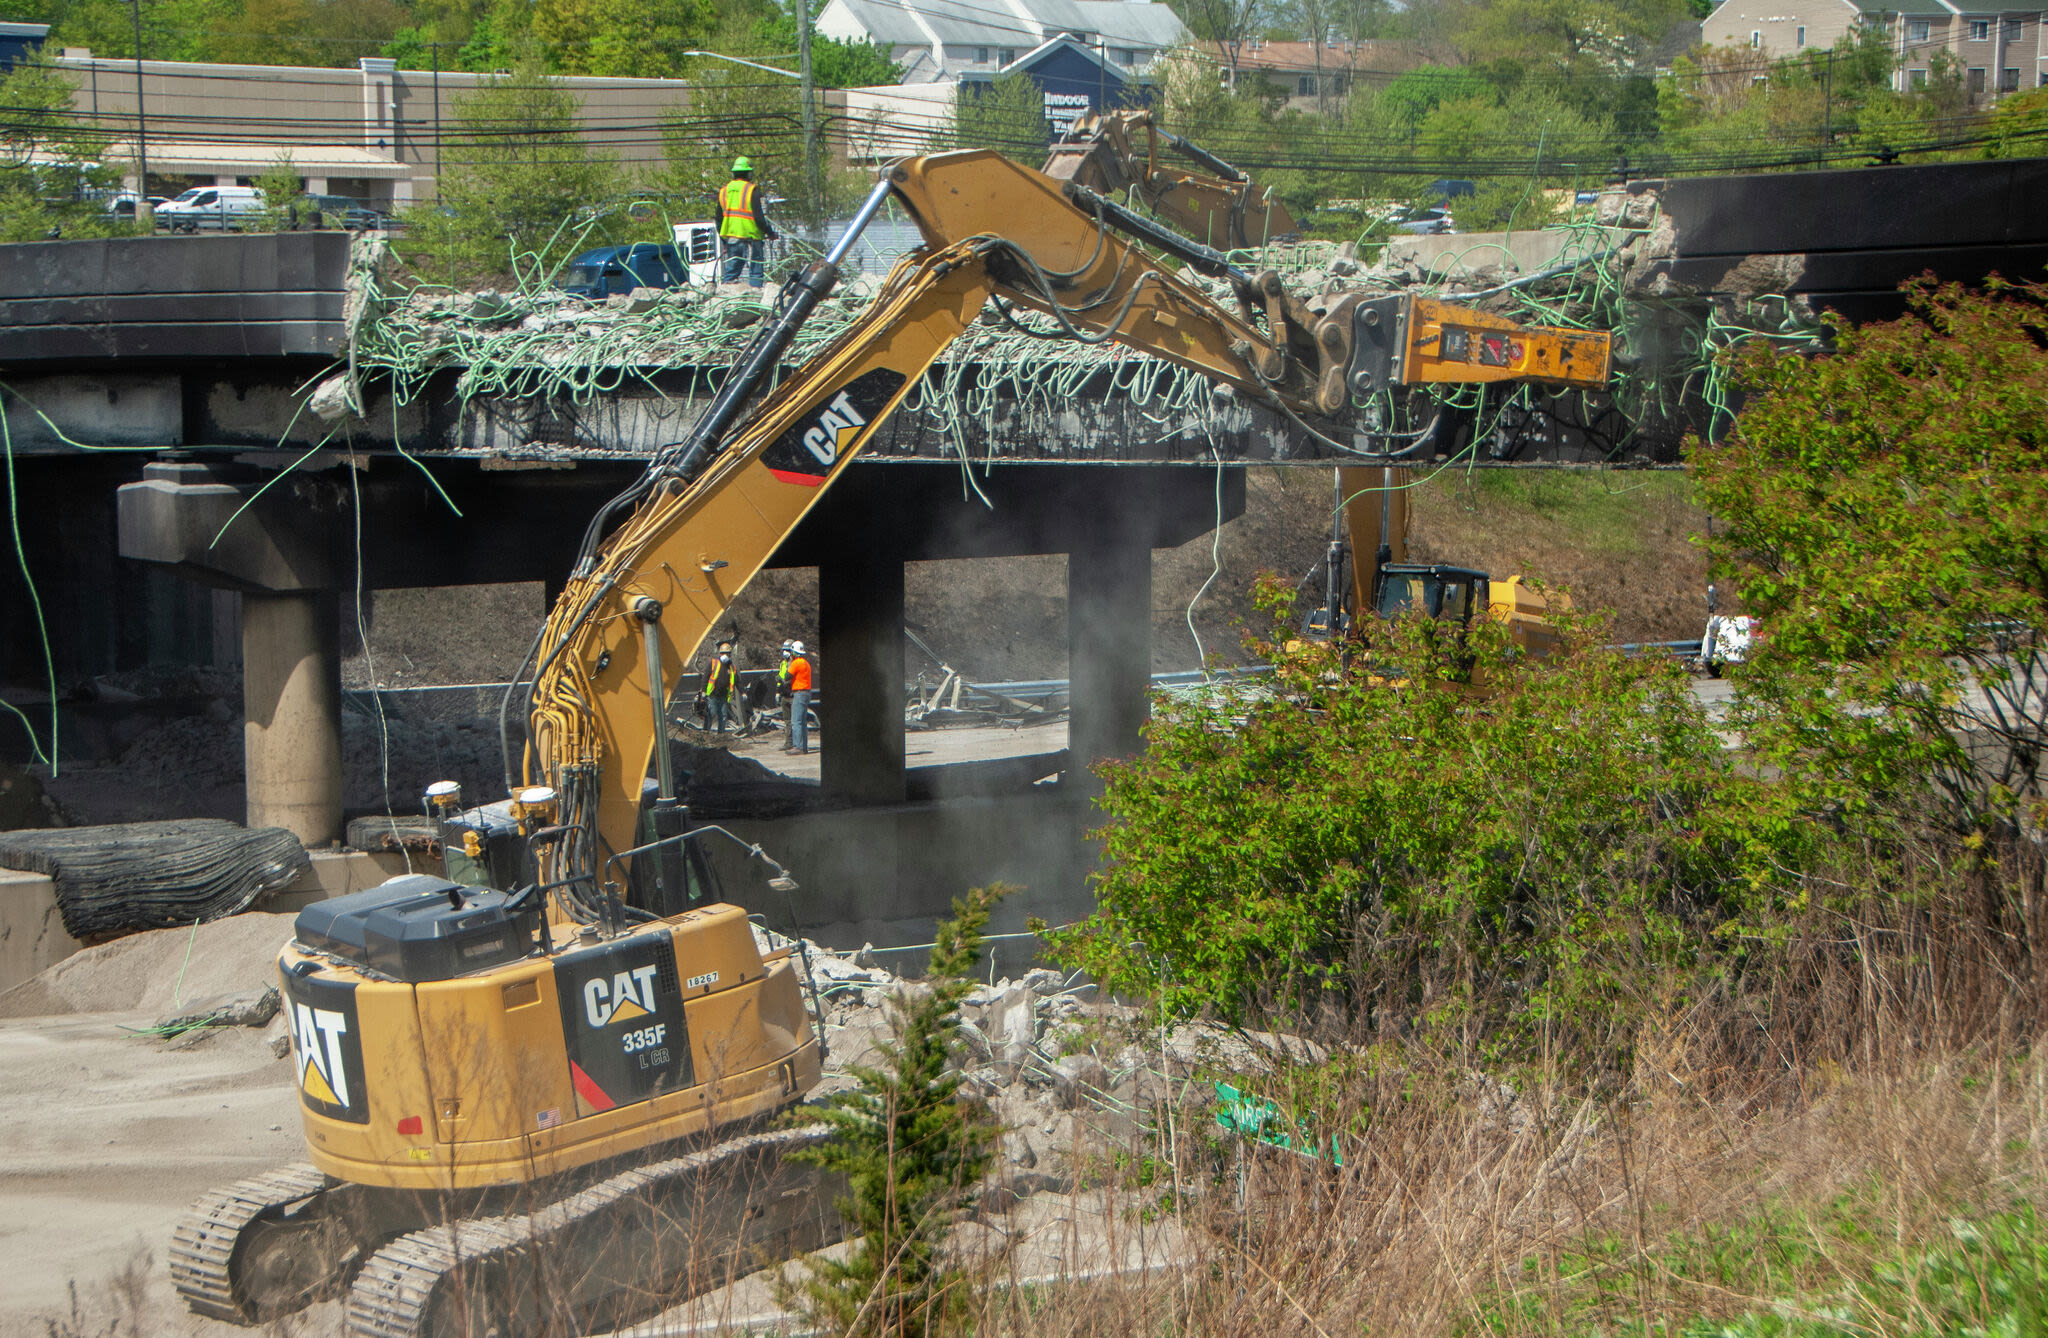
[
  {"left": 1041, "top": 108, "right": 1301, "bottom": 250},
  {"left": 169, "top": 149, "right": 1611, "bottom": 1338}
]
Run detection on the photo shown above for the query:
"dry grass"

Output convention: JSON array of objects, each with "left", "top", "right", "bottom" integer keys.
[{"left": 963, "top": 1019, "right": 2048, "bottom": 1338}]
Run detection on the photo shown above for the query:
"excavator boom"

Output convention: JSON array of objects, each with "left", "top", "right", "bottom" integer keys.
[{"left": 523, "top": 149, "right": 1361, "bottom": 879}]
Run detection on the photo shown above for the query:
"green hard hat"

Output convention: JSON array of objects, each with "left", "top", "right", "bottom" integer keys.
[{"left": 732, "top": 156, "right": 754, "bottom": 173}]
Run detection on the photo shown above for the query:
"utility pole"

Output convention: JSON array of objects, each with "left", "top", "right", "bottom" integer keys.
[
  {"left": 128, "top": 0, "right": 149, "bottom": 218},
  {"left": 797, "top": 0, "right": 822, "bottom": 228},
  {"left": 432, "top": 42, "right": 443, "bottom": 197},
  {"left": 1820, "top": 49, "right": 1833, "bottom": 168}
]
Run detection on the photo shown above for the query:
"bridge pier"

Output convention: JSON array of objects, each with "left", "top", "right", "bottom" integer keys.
[
  {"left": 1068, "top": 533, "right": 1152, "bottom": 787},
  {"left": 241, "top": 591, "right": 343, "bottom": 844},
  {"left": 819, "top": 550, "right": 907, "bottom": 803}
]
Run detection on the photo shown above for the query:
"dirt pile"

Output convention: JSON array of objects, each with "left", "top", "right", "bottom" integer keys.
[{"left": 0, "top": 910, "right": 296, "bottom": 1019}]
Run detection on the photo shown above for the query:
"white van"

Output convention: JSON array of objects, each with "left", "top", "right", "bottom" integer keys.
[{"left": 157, "top": 185, "right": 266, "bottom": 233}]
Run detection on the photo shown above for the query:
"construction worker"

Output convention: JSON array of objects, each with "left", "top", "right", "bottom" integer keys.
[
  {"left": 705, "top": 642, "right": 737, "bottom": 734},
  {"left": 718, "top": 157, "right": 780, "bottom": 289},
  {"left": 779, "top": 640, "right": 813, "bottom": 754}
]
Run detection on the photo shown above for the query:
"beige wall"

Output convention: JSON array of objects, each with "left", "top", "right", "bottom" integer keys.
[
  {"left": 1896, "top": 11, "right": 2044, "bottom": 95},
  {"left": 53, "top": 56, "right": 861, "bottom": 208},
  {"left": 1703, "top": 0, "right": 1863, "bottom": 60}
]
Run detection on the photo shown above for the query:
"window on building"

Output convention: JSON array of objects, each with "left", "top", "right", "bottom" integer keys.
[
  {"left": 2002, "top": 17, "right": 2021, "bottom": 40},
  {"left": 1970, "top": 18, "right": 1989, "bottom": 40},
  {"left": 998, "top": 47, "right": 1015, "bottom": 63},
  {"left": 1908, "top": 17, "right": 1930, "bottom": 40},
  {"left": 975, "top": 46, "right": 989, "bottom": 62},
  {"left": 1297, "top": 74, "right": 1316, "bottom": 94},
  {"left": 1968, "top": 65, "right": 1987, "bottom": 90},
  {"left": 1909, "top": 67, "right": 1928, "bottom": 86},
  {"left": 1750, "top": 29, "right": 1761, "bottom": 46},
  {"left": 2002, "top": 65, "right": 2019, "bottom": 89},
  {"left": 1113, "top": 46, "right": 1136, "bottom": 64},
  {"left": 1796, "top": 25, "right": 1806, "bottom": 45}
]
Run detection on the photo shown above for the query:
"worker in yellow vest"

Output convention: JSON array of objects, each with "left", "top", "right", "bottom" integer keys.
[{"left": 717, "top": 157, "right": 780, "bottom": 289}]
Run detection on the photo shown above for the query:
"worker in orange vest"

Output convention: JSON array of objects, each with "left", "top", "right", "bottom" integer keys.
[
  {"left": 718, "top": 157, "right": 780, "bottom": 289},
  {"left": 778, "top": 640, "right": 813, "bottom": 754}
]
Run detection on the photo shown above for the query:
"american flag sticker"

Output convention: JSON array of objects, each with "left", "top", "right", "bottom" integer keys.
[{"left": 537, "top": 1108, "right": 563, "bottom": 1130}]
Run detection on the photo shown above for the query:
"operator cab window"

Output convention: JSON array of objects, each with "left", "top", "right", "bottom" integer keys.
[
  {"left": 1379, "top": 573, "right": 1432, "bottom": 619},
  {"left": 1438, "top": 579, "right": 1472, "bottom": 625}
]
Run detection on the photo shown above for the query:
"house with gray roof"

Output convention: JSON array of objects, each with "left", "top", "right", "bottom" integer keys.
[
  {"left": 815, "top": 0, "right": 1186, "bottom": 83},
  {"left": 1702, "top": 0, "right": 2045, "bottom": 94}
]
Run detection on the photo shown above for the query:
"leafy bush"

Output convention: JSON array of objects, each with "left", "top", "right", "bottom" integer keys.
[{"left": 1047, "top": 584, "right": 1810, "bottom": 1058}]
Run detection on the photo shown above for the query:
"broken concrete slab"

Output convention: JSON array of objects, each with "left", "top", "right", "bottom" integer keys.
[
  {"left": 155, "top": 984, "right": 279, "bottom": 1032},
  {"left": 1386, "top": 227, "right": 1628, "bottom": 284}
]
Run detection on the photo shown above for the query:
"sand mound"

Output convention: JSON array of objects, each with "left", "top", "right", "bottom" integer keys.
[{"left": 0, "top": 911, "right": 297, "bottom": 1019}]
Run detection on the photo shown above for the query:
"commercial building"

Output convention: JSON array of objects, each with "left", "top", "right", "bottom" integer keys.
[{"left": 43, "top": 51, "right": 852, "bottom": 209}]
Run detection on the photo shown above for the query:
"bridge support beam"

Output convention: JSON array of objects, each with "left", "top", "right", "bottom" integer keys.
[
  {"left": 819, "top": 550, "right": 906, "bottom": 803},
  {"left": 1067, "top": 533, "right": 1151, "bottom": 790}
]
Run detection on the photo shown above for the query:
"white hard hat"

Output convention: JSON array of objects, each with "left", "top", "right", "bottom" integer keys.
[{"left": 791, "top": 641, "right": 805, "bottom": 654}]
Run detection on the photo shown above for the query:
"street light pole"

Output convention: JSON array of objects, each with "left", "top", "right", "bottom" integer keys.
[{"left": 128, "top": 0, "right": 149, "bottom": 218}]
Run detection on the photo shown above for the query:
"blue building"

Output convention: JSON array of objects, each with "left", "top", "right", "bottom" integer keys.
[
  {"left": 0, "top": 21, "right": 49, "bottom": 69},
  {"left": 958, "top": 36, "right": 1154, "bottom": 140}
]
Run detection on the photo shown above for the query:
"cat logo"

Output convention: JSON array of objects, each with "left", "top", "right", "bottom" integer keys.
[
  {"left": 292, "top": 1002, "right": 353, "bottom": 1110},
  {"left": 584, "top": 965, "right": 661, "bottom": 1029},
  {"left": 798, "top": 390, "right": 869, "bottom": 467},
  {"left": 760, "top": 368, "right": 907, "bottom": 487}
]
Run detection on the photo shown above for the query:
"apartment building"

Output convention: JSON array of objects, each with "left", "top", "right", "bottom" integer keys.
[{"left": 1703, "top": 0, "right": 2046, "bottom": 93}]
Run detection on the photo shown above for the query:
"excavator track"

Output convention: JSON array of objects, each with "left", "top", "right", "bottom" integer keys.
[
  {"left": 346, "top": 1124, "right": 844, "bottom": 1338},
  {"left": 170, "top": 1162, "right": 336, "bottom": 1322}
]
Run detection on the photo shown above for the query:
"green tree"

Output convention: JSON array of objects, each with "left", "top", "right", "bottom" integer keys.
[
  {"left": 1380, "top": 63, "right": 1495, "bottom": 125},
  {"left": 752, "top": 1, "right": 900, "bottom": 87},
  {"left": 397, "top": 64, "right": 621, "bottom": 285},
  {"left": 253, "top": 150, "right": 303, "bottom": 230},
  {"left": 1693, "top": 278, "right": 2048, "bottom": 854},
  {"left": 531, "top": 0, "right": 719, "bottom": 77},
  {"left": 782, "top": 885, "right": 1006, "bottom": 1338},
  {"left": 1047, "top": 590, "right": 1803, "bottom": 1051},
  {"left": 953, "top": 71, "right": 1050, "bottom": 163},
  {"left": 0, "top": 57, "right": 131, "bottom": 242}
]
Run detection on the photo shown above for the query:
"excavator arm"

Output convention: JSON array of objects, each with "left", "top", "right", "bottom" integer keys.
[
  {"left": 514, "top": 149, "right": 1612, "bottom": 902},
  {"left": 1041, "top": 109, "right": 1300, "bottom": 251}
]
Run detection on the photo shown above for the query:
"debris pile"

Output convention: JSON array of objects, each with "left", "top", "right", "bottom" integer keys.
[{"left": 337, "top": 202, "right": 1819, "bottom": 472}]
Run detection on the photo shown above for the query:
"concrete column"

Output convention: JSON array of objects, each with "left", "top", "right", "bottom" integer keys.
[
  {"left": 242, "top": 591, "right": 343, "bottom": 845},
  {"left": 1067, "top": 535, "right": 1151, "bottom": 787},
  {"left": 818, "top": 551, "right": 906, "bottom": 803}
]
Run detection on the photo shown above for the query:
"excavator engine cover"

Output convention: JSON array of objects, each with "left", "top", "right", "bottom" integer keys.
[{"left": 292, "top": 876, "right": 541, "bottom": 982}]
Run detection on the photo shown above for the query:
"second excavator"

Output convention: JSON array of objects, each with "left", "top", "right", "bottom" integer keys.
[{"left": 171, "top": 146, "right": 1612, "bottom": 1338}]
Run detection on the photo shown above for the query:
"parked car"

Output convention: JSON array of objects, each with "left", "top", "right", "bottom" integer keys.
[
  {"left": 156, "top": 185, "right": 265, "bottom": 233},
  {"left": 98, "top": 190, "right": 166, "bottom": 221},
  {"left": 1390, "top": 206, "right": 1456, "bottom": 235},
  {"left": 291, "top": 194, "right": 391, "bottom": 231},
  {"left": 557, "top": 242, "right": 697, "bottom": 299}
]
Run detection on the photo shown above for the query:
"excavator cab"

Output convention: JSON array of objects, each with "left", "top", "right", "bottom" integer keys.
[{"left": 1375, "top": 564, "right": 1491, "bottom": 627}]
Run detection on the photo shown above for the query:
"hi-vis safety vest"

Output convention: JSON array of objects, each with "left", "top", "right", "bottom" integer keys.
[{"left": 719, "top": 180, "right": 761, "bottom": 240}]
